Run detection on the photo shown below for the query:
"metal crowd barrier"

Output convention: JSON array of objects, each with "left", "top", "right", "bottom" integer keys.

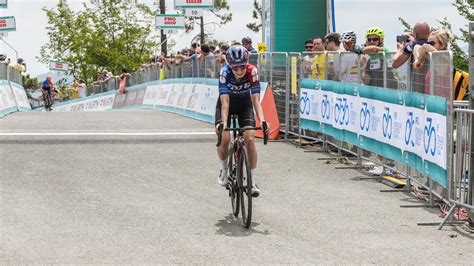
[{"left": 0, "top": 62, "right": 23, "bottom": 85}]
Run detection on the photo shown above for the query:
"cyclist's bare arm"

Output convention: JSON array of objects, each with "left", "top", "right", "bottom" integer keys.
[
  {"left": 220, "top": 94, "right": 230, "bottom": 129},
  {"left": 251, "top": 93, "right": 267, "bottom": 129}
]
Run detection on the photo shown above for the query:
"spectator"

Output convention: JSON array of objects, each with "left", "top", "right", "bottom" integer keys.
[
  {"left": 302, "top": 39, "right": 314, "bottom": 77},
  {"left": 242, "top": 37, "right": 258, "bottom": 66},
  {"left": 393, "top": 21, "right": 431, "bottom": 93},
  {"left": 78, "top": 79, "right": 86, "bottom": 98},
  {"left": 361, "top": 27, "right": 389, "bottom": 87},
  {"left": 324, "top": 33, "right": 341, "bottom": 80},
  {"left": 0, "top": 54, "right": 6, "bottom": 62},
  {"left": 311, "top": 37, "right": 326, "bottom": 79},
  {"left": 190, "top": 42, "right": 200, "bottom": 56},
  {"left": 216, "top": 43, "right": 230, "bottom": 67},
  {"left": 324, "top": 32, "right": 341, "bottom": 52},
  {"left": 392, "top": 21, "right": 431, "bottom": 69},
  {"left": 340, "top": 31, "right": 362, "bottom": 54},
  {"left": 242, "top": 37, "right": 257, "bottom": 53},
  {"left": 339, "top": 31, "right": 361, "bottom": 83},
  {"left": 413, "top": 28, "right": 454, "bottom": 97},
  {"left": 210, "top": 45, "right": 216, "bottom": 54},
  {"left": 10, "top": 58, "right": 27, "bottom": 73}
]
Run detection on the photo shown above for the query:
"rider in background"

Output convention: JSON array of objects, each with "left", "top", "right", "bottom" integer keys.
[
  {"left": 215, "top": 45, "right": 268, "bottom": 197},
  {"left": 41, "top": 76, "right": 54, "bottom": 111}
]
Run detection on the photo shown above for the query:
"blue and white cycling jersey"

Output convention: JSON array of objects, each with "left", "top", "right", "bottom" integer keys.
[{"left": 218, "top": 64, "right": 260, "bottom": 98}]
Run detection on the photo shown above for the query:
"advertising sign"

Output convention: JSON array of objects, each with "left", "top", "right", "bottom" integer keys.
[
  {"left": 49, "top": 61, "right": 69, "bottom": 72},
  {"left": 299, "top": 79, "right": 449, "bottom": 187},
  {"left": 0, "top": 16, "right": 15, "bottom": 32},
  {"left": 155, "top": 14, "right": 185, "bottom": 29},
  {"left": 175, "top": 0, "right": 214, "bottom": 9}
]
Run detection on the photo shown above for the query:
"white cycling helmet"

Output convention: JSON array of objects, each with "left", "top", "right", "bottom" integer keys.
[{"left": 340, "top": 31, "right": 357, "bottom": 44}]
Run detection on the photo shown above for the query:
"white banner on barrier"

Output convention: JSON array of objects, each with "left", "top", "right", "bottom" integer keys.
[
  {"left": 11, "top": 83, "right": 32, "bottom": 111},
  {"left": 0, "top": 83, "right": 16, "bottom": 111},
  {"left": 300, "top": 87, "right": 447, "bottom": 169},
  {"left": 53, "top": 93, "right": 115, "bottom": 112}
]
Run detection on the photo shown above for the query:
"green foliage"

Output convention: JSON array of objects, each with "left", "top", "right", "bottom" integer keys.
[
  {"left": 184, "top": 0, "right": 232, "bottom": 43},
  {"left": 38, "top": 0, "right": 158, "bottom": 84},
  {"left": 246, "top": 0, "right": 262, "bottom": 33},
  {"left": 398, "top": 0, "right": 472, "bottom": 71},
  {"left": 22, "top": 74, "right": 39, "bottom": 89}
]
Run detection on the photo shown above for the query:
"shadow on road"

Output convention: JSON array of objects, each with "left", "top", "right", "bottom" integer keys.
[{"left": 214, "top": 214, "right": 271, "bottom": 237}]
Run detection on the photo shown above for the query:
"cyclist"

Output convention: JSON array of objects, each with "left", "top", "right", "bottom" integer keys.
[
  {"left": 215, "top": 45, "right": 268, "bottom": 197},
  {"left": 41, "top": 76, "right": 54, "bottom": 111}
]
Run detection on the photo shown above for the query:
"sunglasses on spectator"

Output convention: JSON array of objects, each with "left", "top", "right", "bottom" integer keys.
[
  {"left": 305, "top": 46, "right": 314, "bottom": 49},
  {"left": 367, "top": 37, "right": 380, "bottom": 42},
  {"left": 427, "top": 40, "right": 436, "bottom": 46},
  {"left": 231, "top": 65, "right": 247, "bottom": 72}
]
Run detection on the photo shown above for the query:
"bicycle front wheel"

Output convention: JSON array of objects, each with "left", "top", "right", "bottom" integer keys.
[
  {"left": 238, "top": 146, "right": 252, "bottom": 228},
  {"left": 228, "top": 145, "right": 239, "bottom": 217}
]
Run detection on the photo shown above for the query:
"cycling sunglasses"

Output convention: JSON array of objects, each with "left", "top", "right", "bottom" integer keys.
[
  {"left": 367, "top": 37, "right": 380, "bottom": 42},
  {"left": 231, "top": 65, "right": 247, "bottom": 72}
]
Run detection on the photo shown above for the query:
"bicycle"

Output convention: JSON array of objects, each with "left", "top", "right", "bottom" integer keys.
[
  {"left": 216, "top": 115, "right": 268, "bottom": 228},
  {"left": 42, "top": 88, "right": 54, "bottom": 111}
]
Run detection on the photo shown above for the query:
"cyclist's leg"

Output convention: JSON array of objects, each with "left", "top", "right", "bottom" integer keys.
[
  {"left": 239, "top": 101, "right": 260, "bottom": 196},
  {"left": 215, "top": 98, "right": 232, "bottom": 186},
  {"left": 215, "top": 98, "right": 231, "bottom": 160}
]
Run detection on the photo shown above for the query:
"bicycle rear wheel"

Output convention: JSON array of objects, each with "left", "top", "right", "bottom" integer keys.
[
  {"left": 228, "top": 145, "right": 239, "bottom": 217},
  {"left": 238, "top": 146, "right": 252, "bottom": 228}
]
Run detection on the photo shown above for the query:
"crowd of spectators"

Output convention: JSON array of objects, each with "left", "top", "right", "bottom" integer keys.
[{"left": 301, "top": 21, "right": 464, "bottom": 98}]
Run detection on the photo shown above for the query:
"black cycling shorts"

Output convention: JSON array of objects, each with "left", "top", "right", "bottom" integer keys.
[{"left": 215, "top": 95, "right": 255, "bottom": 128}]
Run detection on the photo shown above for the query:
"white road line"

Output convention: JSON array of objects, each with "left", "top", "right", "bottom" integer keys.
[{"left": 0, "top": 132, "right": 216, "bottom": 136}]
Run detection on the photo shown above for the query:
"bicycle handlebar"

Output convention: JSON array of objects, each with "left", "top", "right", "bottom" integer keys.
[{"left": 216, "top": 122, "right": 269, "bottom": 147}]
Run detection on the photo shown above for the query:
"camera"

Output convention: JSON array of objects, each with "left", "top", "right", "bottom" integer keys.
[{"left": 396, "top": 35, "right": 408, "bottom": 43}]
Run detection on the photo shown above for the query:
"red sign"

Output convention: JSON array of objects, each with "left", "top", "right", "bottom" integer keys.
[
  {"left": 186, "top": 0, "right": 202, "bottom": 3},
  {"left": 164, "top": 17, "right": 176, "bottom": 25}
]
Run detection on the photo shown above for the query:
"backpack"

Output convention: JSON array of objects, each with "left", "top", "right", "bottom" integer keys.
[{"left": 453, "top": 69, "right": 469, "bottom": 100}]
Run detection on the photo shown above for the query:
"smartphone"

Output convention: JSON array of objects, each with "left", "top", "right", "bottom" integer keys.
[{"left": 396, "top": 35, "right": 408, "bottom": 43}]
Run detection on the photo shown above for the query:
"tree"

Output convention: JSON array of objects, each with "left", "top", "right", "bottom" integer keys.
[
  {"left": 246, "top": 0, "right": 262, "bottom": 33},
  {"left": 184, "top": 0, "right": 232, "bottom": 44},
  {"left": 38, "top": 0, "right": 158, "bottom": 84},
  {"left": 22, "top": 74, "right": 39, "bottom": 90},
  {"left": 398, "top": 0, "right": 473, "bottom": 71}
]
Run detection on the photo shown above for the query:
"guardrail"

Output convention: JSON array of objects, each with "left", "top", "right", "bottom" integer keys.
[{"left": 90, "top": 50, "right": 472, "bottom": 230}]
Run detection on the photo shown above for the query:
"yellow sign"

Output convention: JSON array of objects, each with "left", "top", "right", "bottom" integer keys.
[
  {"left": 291, "top": 57, "right": 297, "bottom": 95},
  {"left": 257, "top": 43, "right": 267, "bottom": 54}
]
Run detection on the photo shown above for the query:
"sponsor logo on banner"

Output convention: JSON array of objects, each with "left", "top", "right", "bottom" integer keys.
[
  {"left": 360, "top": 102, "right": 370, "bottom": 132},
  {"left": 321, "top": 94, "right": 330, "bottom": 120},
  {"left": 404, "top": 112, "right": 416, "bottom": 147},
  {"left": 299, "top": 91, "right": 310, "bottom": 116},
  {"left": 334, "top": 97, "right": 349, "bottom": 126},
  {"left": 423, "top": 117, "right": 437, "bottom": 156},
  {"left": 382, "top": 107, "right": 393, "bottom": 139}
]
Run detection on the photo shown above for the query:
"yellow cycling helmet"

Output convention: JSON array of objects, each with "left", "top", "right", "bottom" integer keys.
[{"left": 365, "top": 27, "right": 384, "bottom": 39}]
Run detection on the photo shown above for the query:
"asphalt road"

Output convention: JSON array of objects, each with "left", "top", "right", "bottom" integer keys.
[{"left": 0, "top": 110, "right": 472, "bottom": 263}]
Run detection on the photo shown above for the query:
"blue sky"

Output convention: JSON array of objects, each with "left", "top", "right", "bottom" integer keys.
[{"left": 0, "top": 0, "right": 468, "bottom": 77}]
